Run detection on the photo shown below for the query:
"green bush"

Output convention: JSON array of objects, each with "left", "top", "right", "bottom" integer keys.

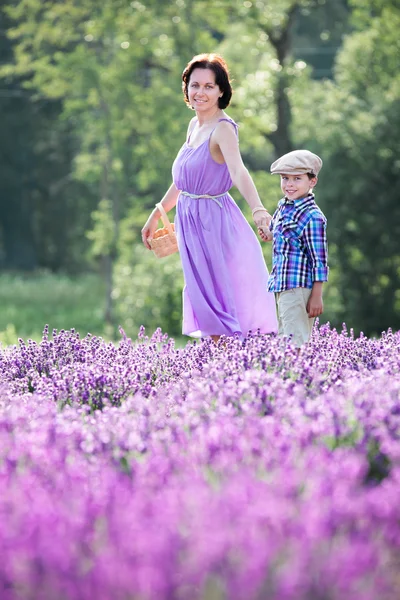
[{"left": 113, "top": 244, "right": 184, "bottom": 339}]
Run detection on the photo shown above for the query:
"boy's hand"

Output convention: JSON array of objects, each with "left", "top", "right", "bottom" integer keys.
[
  {"left": 258, "top": 226, "right": 273, "bottom": 242},
  {"left": 307, "top": 291, "right": 324, "bottom": 318}
]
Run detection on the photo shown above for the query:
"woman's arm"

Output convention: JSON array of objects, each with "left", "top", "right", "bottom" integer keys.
[
  {"left": 142, "top": 117, "right": 196, "bottom": 249},
  {"left": 213, "top": 121, "right": 272, "bottom": 229},
  {"left": 141, "top": 182, "right": 180, "bottom": 250}
]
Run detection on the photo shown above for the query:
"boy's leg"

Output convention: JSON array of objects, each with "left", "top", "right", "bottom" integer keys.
[
  {"left": 277, "top": 288, "right": 315, "bottom": 347},
  {"left": 275, "top": 293, "right": 285, "bottom": 336}
]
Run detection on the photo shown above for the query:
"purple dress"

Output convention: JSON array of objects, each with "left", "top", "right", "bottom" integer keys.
[{"left": 172, "top": 118, "right": 278, "bottom": 338}]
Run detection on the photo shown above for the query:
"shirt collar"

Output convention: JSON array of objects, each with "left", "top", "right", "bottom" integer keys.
[{"left": 279, "top": 192, "right": 315, "bottom": 207}]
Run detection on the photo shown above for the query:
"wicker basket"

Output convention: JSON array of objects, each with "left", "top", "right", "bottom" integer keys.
[{"left": 149, "top": 202, "right": 179, "bottom": 258}]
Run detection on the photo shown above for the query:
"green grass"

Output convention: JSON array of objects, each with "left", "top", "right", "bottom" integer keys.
[
  {"left": 0, "top": 267, "right": 343, "bottom": 349},
  {"left": 0, "top": 271, "right": 108, "bottom": 345}
]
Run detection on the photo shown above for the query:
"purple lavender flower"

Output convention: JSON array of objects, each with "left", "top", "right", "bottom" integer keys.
[{"left": 0, "top": 324, "right": 399, "bottom": 598}]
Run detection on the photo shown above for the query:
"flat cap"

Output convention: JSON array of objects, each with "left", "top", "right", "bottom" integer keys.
[{"left": 270, "top": 149, "right": 322, "bottom": 176}]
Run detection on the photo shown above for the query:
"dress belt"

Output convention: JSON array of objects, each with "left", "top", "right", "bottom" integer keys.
[{"left": 180, "top": 190, "right": 227, "bottom": 208}]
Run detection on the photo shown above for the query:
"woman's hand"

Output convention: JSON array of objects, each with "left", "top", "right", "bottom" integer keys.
[
  {"left": 141, "top": 184, "right": 180, "bottom": 249},
  {"left": 141, "top": 211, "right": 159, "bottom": 250},
  {"left": 252, "top": 209, "right": 271, "bottom": 229},
  {"left": 252, "top": 208, "right": 272, "bottom": 241}
]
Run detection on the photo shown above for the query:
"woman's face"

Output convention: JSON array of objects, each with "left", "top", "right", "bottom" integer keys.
[{"left": 188, "top": 68, "right": 221, "bottom": 112}]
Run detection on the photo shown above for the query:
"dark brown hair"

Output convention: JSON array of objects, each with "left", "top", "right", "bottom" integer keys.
[{"left": 182, "top": 53, "right": 233, "bottom": 109}]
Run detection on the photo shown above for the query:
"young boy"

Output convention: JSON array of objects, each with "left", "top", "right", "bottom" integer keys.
[{"left": 260, "top": 149, "right": 329, "bottom": 347}]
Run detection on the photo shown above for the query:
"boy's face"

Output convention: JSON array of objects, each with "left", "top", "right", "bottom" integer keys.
[{"left": 280, "top": 173, "right": 317, "bottom": 201}]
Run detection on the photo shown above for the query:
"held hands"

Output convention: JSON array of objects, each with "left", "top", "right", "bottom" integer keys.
[
  {"left": 258, "top": 226, "right": 273, "bottom": 242},
  {"left": 252, "top": 207, "right": 272, "bottom": 242}
]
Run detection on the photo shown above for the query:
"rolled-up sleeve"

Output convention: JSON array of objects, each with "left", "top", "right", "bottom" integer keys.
[{"left": 302, "top": 217, "right": 329, "bottom": 282}]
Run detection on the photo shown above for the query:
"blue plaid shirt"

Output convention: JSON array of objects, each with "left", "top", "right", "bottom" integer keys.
[{"left": 267, "top": 192, "right": 329, "bottom": 292}]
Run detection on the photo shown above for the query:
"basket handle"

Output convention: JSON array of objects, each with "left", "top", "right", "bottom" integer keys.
[{"left": 155, "top": 203, "right": 174, "bottom": 235}]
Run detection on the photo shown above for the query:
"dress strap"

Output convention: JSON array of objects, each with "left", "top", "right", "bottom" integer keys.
[
  {"left": 187, "top": 118, "right": 197, "bottom": 143},
  {"left": 217, "top": 118, "right": 239, "bottom": 137}
]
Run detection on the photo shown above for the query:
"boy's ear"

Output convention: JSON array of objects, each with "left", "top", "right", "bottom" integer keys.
[{"left": 310, "top": 175, "right": 318, "bottom": 187}]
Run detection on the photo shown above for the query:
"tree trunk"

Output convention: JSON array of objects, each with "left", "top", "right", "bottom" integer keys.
[
  {"left": 99, "top": 100, "right": 118, "bottom": 328},
  {"left": 0, "top": 190, "right": 37, "bottom": 270},
  {"left": 263, "top": 2, "right": 299, "bottom": 157}
]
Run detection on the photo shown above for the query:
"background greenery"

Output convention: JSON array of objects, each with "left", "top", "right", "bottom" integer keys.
[
  {"left": 0, "top": 272, "right": 106, "bottom": 345},
  {"left": 0, "top": 0, "right": 399, "bottom": 344}
]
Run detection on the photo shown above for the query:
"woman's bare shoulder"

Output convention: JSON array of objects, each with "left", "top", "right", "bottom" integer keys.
[{"left": 214, "top": 117, "right": 238, "bottom": 141}]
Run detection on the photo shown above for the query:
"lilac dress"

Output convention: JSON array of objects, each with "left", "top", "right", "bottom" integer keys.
[{"left": 172, "top": 118, "right": 278, "bottom": 338}]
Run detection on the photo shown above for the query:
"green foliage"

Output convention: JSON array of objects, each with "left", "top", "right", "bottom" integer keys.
[
  {"left": 349, "top": 0, "right": 399, "bottom": 27},
  {"left": 0, "top": 272, "right": 107, "bottom": 344},
  {"left": 291, "top": 0, "right": 400, "bottom": 335},
  {"left": 114, "top": 244, "right": 183, "bottom": 339},
  {"left": 292, "top": 0, "right": 351, "bottom": 79},
  {"left": 0, "top": 324, "right": 18, "bottom": 348},
  {"left": 2, "top": 0, "right": 397, "bottom": 338},
  {"left": 86, "top": 199, "right": 116, "bottom": 258},
  {"left": 0, "top": 5, "right": 93, "bottom": 272}
]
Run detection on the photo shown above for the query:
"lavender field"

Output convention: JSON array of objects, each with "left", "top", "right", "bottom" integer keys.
[{"left": 1, "top": 324, "right": 400, "bottom": 600}]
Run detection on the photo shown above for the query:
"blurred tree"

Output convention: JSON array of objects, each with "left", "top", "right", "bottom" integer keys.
[
  {"left": 292, "top": 0, "right": 351, "bottom": 79},
  {"left": 1, "top": 0, "right": 353, "bottom": 337},
  {"left": 0, "top": 85, "right": 37, "bottom": 270},
  {"left": 2, "top": 0, "right": 229, "bottom": 328},
  {"left": 291, "top": 0, "right": 400, "bottom": 335},
  {"left": 0, "top": 8, "right": 92, "bottom": 271},
  {"left": 224, "top": 1, "right": 305, "bottom": 158}
]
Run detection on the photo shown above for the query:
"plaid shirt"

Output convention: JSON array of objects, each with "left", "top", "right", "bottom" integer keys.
[{"left": 267, "top": 192, "right": 329, "bottom": 292}]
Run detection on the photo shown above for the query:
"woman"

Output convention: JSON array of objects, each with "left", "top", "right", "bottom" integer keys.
[{"left": 142, "top": 53, "right": 277, "bottom": 341}]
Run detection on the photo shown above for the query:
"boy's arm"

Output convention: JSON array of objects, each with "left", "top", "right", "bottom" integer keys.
[
  {"left": 302, "top": 216, "right": 329, "bottom": 317},
  {"left": 307, "top": 281, "right": 324, "bottom": 317}
]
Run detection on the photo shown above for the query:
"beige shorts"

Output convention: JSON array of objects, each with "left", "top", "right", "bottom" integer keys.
[{"left": 276, "top": 287, "right": 315, "bottom": 347}]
